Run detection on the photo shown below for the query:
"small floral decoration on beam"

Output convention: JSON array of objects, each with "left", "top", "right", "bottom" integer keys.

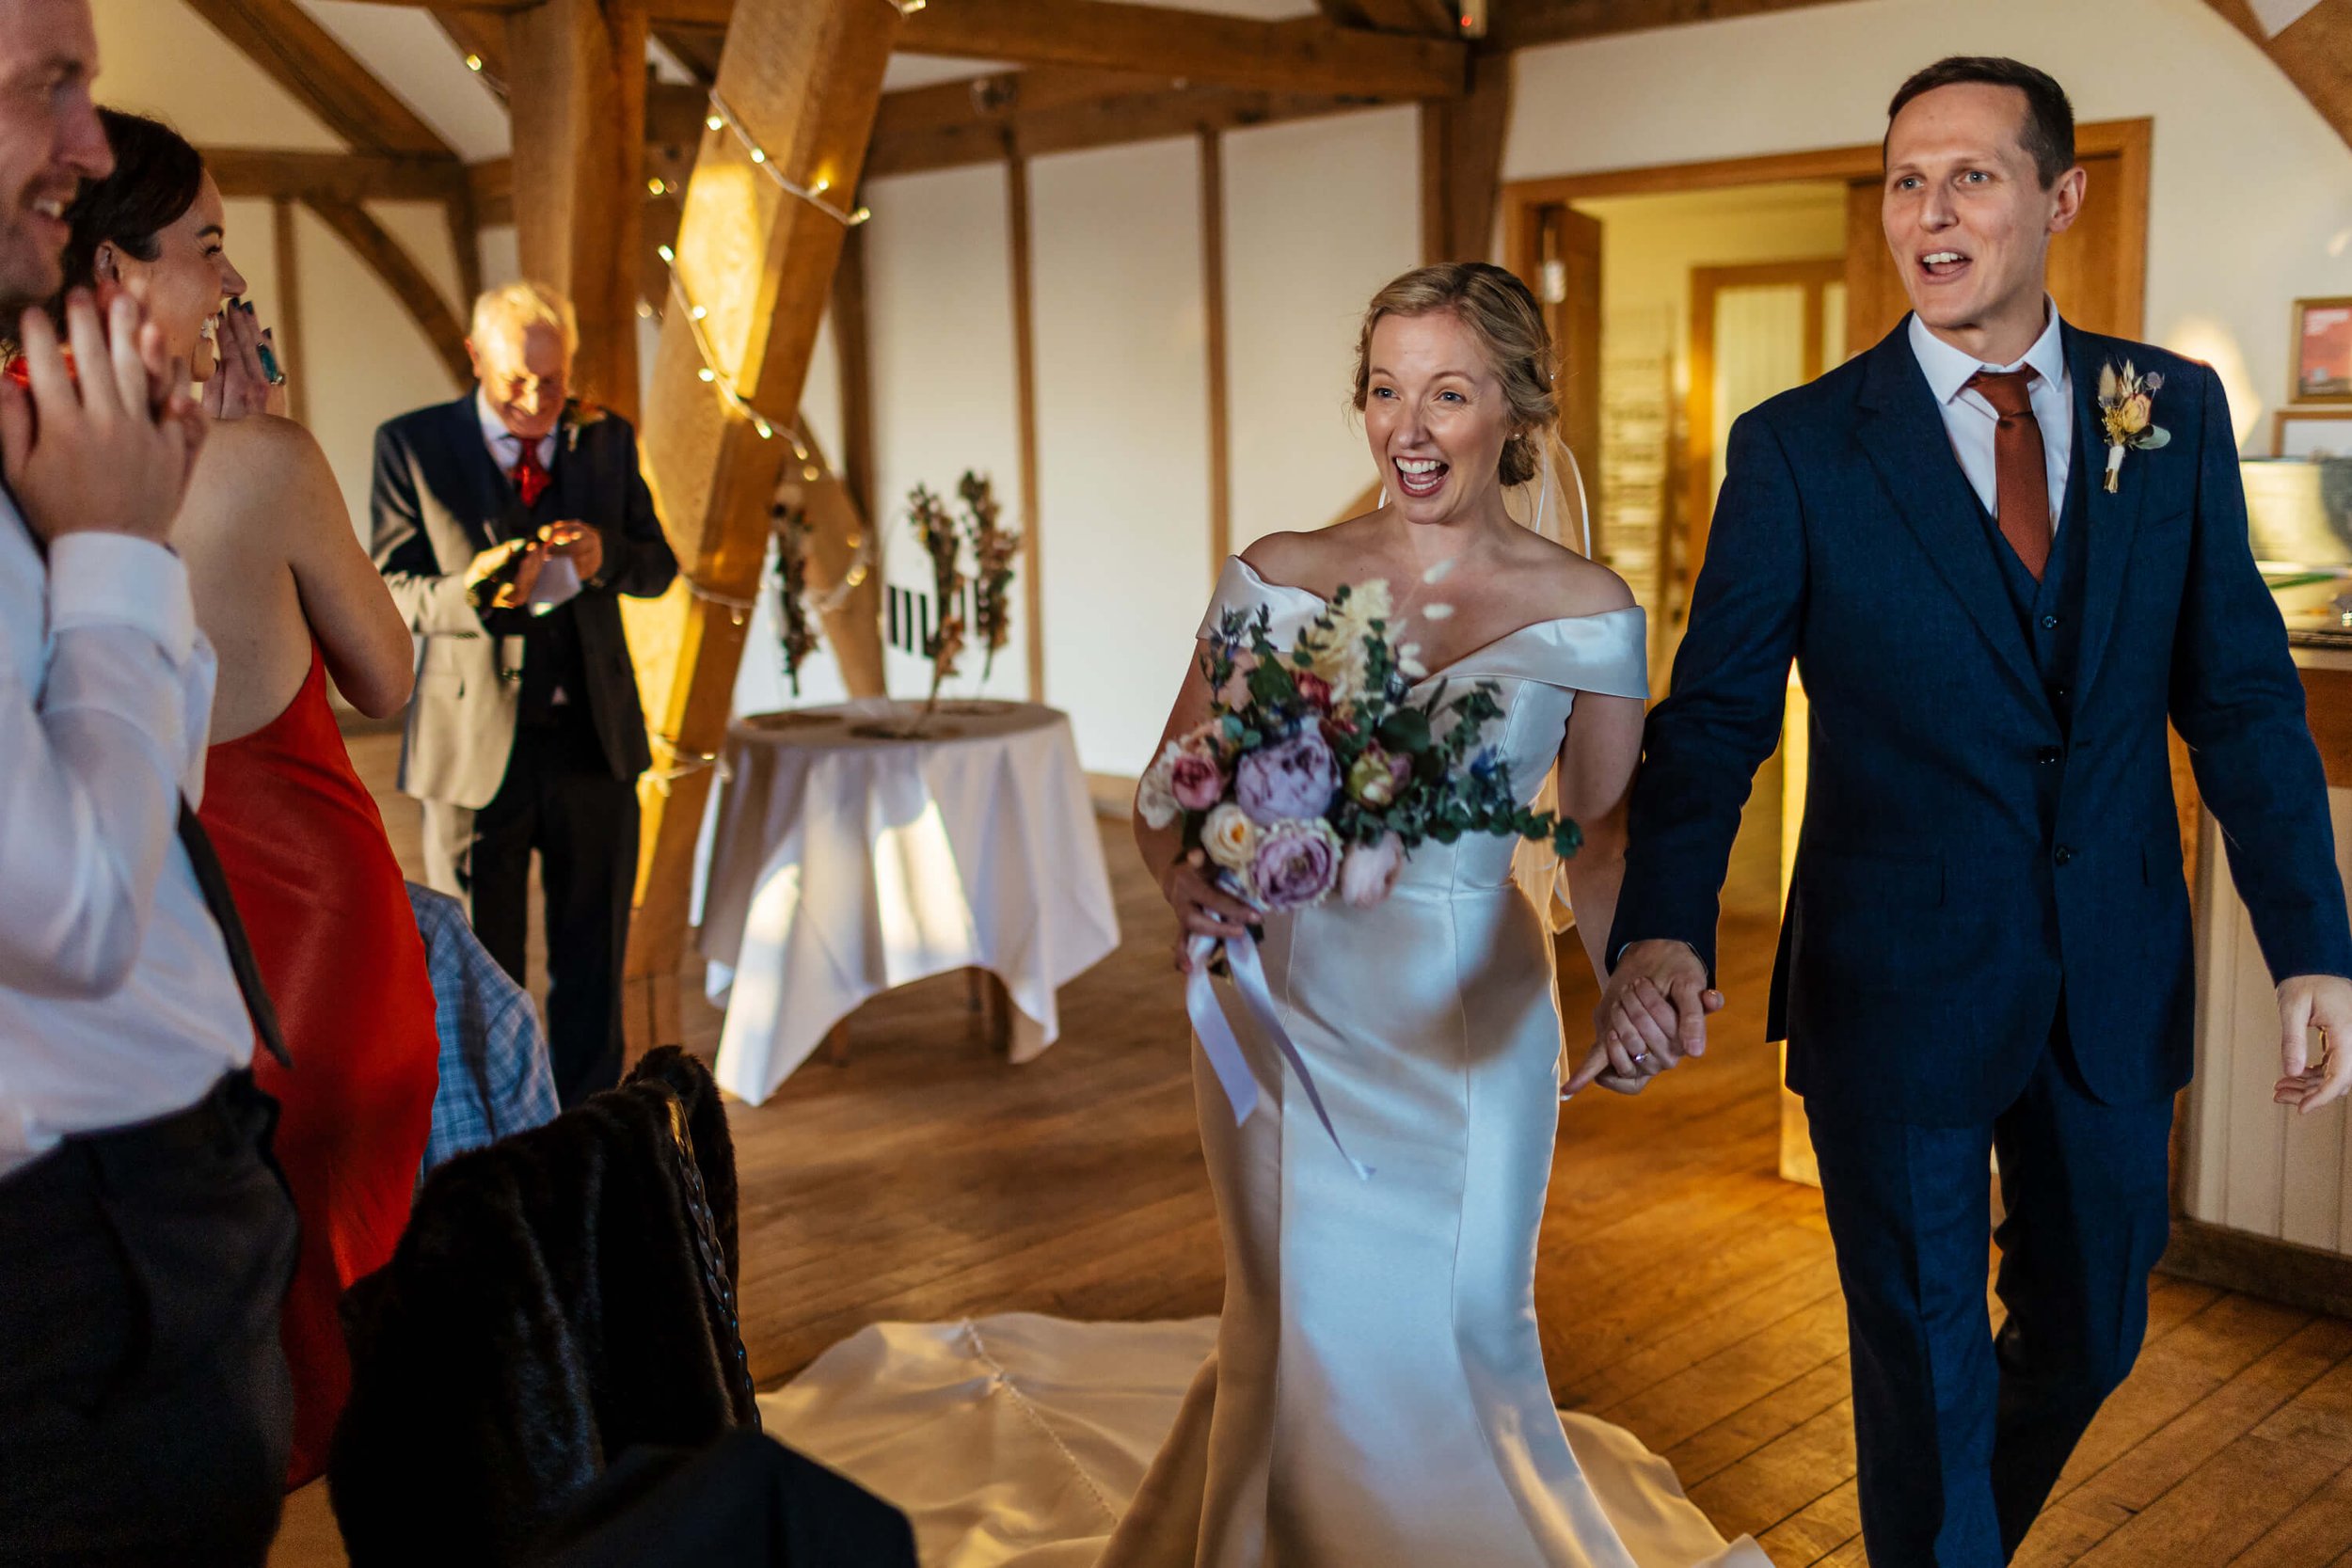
[
  {"left": 957, "top": 470, "right": 1021, "bottom": 690},
  {"left": 2095, "top": 360, "right": 2168, "bottom": 494}
]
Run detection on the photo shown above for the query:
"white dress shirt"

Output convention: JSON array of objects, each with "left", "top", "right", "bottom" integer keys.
[
  {"left": 0, "top": 489, "right": 252, "bottom": 1177},
  {"left": 1908, "top": 305, "right": 2074, "bottom": 531}
]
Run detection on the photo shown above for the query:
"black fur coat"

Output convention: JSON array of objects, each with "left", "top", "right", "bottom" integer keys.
[{"left": 329, "top": 1047, "right": 755, "bottom": 1566}]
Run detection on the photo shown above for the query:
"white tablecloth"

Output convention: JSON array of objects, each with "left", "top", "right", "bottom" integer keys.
[{"left": 699, "top": 702, "right": 1121, "bottom": 1105}]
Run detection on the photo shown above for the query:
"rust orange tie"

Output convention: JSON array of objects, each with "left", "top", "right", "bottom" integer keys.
[{"left": 1965, "top": 368, "right": 2051, "bottom": 582}]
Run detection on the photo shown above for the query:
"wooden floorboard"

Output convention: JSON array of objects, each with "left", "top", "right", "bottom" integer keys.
[{"left": 270, "top": 731, "right": 2352, "bottom": 1566}]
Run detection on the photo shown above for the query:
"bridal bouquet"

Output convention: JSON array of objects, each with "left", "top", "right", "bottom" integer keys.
[
  {"left": 1139, "top": 579, "right": 1581, "bottom": 915},
  {"left": 1142, "top": 579, "right": 1581, "bottom": 1180}
]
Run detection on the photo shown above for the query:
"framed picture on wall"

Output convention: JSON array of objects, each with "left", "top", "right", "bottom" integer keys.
[
  {"left": 2276, "top": 409, "right": 2352, "bottom": 459},
  {"left": 2292, "top": 297, "right": 2352, "bottom": 403}
]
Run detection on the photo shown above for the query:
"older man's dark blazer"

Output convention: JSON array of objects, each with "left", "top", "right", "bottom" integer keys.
[
  {"left": 1609, "top": 317, "right": 2352, "bottom": 1127},
  {"left": 371, "top": 398, "right": 678, "bottom": 809}
]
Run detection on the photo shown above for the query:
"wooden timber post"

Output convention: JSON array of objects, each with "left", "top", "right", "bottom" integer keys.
[
  {"left": 506, "top": 0, "right": 650, "bottom": 419},
  {"left": 620, "top": 0, "right": 899, "bottom": 1056},
  {"left": 1418, "top": 48, "right": 1510, "bottom": 263}
]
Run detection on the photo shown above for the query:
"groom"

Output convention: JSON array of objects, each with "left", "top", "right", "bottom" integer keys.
[{"left": 1597, "top": 56, "right": 2352, "bottom": 1564}]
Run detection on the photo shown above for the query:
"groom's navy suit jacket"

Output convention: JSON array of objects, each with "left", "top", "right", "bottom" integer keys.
[{"left": 1610, "top": 317, "right": 2352, "bottom": 1127}]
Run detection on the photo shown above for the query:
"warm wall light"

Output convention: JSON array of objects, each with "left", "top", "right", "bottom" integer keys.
[{"left": 464, "top": 54, "right": 484, "bottom": 71}]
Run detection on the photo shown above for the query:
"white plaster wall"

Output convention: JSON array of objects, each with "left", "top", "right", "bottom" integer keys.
[
  {"left": 92, "top": 0, "right": 342, "bottom": 150},
  {"left": 1220, "top": 105, "right": 1422, "bottom": 551},
  {"left": 860, "top": 162, "right": 1028, "bottom": 705},
  {"left": 1030, "top": 137, "right": 1214, "bottom": 776},
  {"left": 1505, "top": 0, "right": 2352, "bottom": 449}
]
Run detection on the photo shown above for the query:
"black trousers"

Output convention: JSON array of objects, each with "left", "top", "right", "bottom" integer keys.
[
  {"left": 1806, "top": 1032, "right": 2174, "bottom": 1565},
  {"left": 0, "top": 1071, "right": 299, "bottom": 1568},
  {"left": 468, "top": 713, "right": 638, "bottom": 1107}
]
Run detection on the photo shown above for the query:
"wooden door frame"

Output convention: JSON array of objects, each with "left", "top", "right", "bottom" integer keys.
[
  {"left": 1685, "top": 259, "right": 1845, "bottom": 579},
  {"left": 1502, "top": 119, "right": 2152, "bottom": 339}
]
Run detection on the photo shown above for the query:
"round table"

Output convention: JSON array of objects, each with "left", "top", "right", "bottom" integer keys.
[{"left": 698, "top": 702, "right": 1122, "bottom": 1105}]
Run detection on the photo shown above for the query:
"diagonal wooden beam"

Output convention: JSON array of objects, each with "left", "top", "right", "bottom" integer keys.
[
  {"left": 1318, "top": 0, "right": 1467, "bottom": 32},
  {"left": 183, "top": 0, "right": 453, "bottom": 157},
  {"left": 621, "top": 0, "right": 900, "bottom": 1054},
  {"left": 303, "top": 198, "right": 471, "bottom": 387},
  {"left": 434, "top": 9, "right": 511, "bottom": 99},
  {"left": 2202, "top": 0, "right": 2352, "bottom": 153}
]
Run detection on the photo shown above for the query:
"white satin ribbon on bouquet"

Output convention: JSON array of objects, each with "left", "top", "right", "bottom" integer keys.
[{"left": 1184, "top": 931, "right": 1372, "bottom": 1180}]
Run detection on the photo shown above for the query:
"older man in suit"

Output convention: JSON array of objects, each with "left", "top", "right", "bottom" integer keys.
[{"left": 373, "top": 280, "right": 677, "bottom": 1106}]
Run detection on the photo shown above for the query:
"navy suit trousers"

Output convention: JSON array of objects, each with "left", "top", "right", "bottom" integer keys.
[{"left": 1805, "top": 1025, "right": 2172, "bottom": 1566}]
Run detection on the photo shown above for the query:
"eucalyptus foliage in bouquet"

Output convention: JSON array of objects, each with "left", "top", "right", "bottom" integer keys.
[{"left": 1139, "top": 580, "right": 1581, "bottom": 915}]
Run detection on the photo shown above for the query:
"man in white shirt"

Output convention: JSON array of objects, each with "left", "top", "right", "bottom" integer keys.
[{"left": 0, "top": 2, "right": 299, "bottom": 1560}]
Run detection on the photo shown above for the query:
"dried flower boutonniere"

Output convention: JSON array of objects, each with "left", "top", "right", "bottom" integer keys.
[
  {"left": 564, "top": 397, "right": 609, "bottom": 454},
  {"left": 2095, "top": 361, "right": 2169, "bottom": 494}
]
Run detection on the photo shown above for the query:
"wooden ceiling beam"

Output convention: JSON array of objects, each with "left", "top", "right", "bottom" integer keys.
[
  {"left": 183, "top": 0, "right": 453, "bottom": 157},
  {"left": 865, "top": 65, "right": 1392, "bottom": 179},
  {"left": 357, "top": 0, "right": 1464, "bottom": 97},
  {"left": 2202, "top": 0, "right": 2352, "bottom": 154},
  {"left": 1317, "top": 0, "right": 1466, "bottom": 33},
  {"left": 1479, "top": 0, "right": 1855, "bottom": 50},
  {"left": 206, "top": 147, "right": 469, "bottom": 203}
]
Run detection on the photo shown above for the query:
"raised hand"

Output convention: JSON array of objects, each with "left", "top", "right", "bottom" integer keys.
[
  {"left": 203, "top": 299, "right": 285, "bottom": 420},
  {"left": 0, "top": 292, "right": 206, "bottom": 546},
  {"left": 2275, "top": 974, "right": 2352, "bottom": 1114}
]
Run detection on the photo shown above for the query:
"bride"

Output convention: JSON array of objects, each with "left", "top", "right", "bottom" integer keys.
[{"left": 766, "top": 263, "right": 1762, "bottom": 1568}]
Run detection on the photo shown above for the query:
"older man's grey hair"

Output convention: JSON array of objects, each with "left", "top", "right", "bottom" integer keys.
[{"left": 469, "top": 278, "right": 578, "bottom": 356}]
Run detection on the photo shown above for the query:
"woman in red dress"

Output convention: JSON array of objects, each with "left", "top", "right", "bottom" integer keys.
[{"left": 55, "top": 112, "right": 439, "bottom": 1486}]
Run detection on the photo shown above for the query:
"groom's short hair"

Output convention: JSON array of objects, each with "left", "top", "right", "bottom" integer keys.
[{"left": 1886, "top": 56, "right": 2075, "bottom": 189}]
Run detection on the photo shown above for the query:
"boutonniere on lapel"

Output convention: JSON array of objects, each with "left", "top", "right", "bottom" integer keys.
[
  {"left": 563, "top": 397, "right": 607, "bottom": 454},
  {"left": 2095, "top": 361, "right": 2169, "bottom": 494}
]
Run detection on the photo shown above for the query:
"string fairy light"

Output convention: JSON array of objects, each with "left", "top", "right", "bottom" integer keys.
[
  {"left": 702, "top": 87, "right": 873, "bottom": 229},
  {"left": 635, "top": 145, "right": 880, "bottom": 613}
]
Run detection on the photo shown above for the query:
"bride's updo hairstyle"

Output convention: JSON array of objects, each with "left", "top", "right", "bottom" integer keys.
[{"left": 1350, "top": 261, "right": 1557, "bottom": 488}]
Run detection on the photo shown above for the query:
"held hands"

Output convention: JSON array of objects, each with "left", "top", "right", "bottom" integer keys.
[
  {"left": 0, "top": 292, "right": 206, "bottom": 546},
  {"left": 1565, "top": 939, "right": 1724, "bottom": 1098},
  {"left": 2275, "top": 974, "right": 2352, "bottom": 1114},
  {"left": 203, "top": 299, "right": 286, "bottom": 421},
  {"left": 1164, "top": 849, "right": 1261, "bottom": 974}
]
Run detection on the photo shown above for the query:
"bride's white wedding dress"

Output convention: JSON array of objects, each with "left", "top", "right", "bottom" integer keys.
[{"left": 761, "top": 559, "right": 1767, "bottom": 1568}]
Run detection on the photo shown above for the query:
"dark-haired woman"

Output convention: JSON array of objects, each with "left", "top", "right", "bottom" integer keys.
[{"left": 56, "top": 109, "right": 438, "bottom": 1487}]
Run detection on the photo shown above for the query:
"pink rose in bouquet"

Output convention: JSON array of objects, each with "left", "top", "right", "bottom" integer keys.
[
  {"left": 1168, "top": 734, "right": 1228, "bottom": 814},
  {"left": 1250, "top": 819, "right": 1343, "bottom": 911},
  {"left": 1234, "top": 733, "right": 1338, "bottom": 826}
]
